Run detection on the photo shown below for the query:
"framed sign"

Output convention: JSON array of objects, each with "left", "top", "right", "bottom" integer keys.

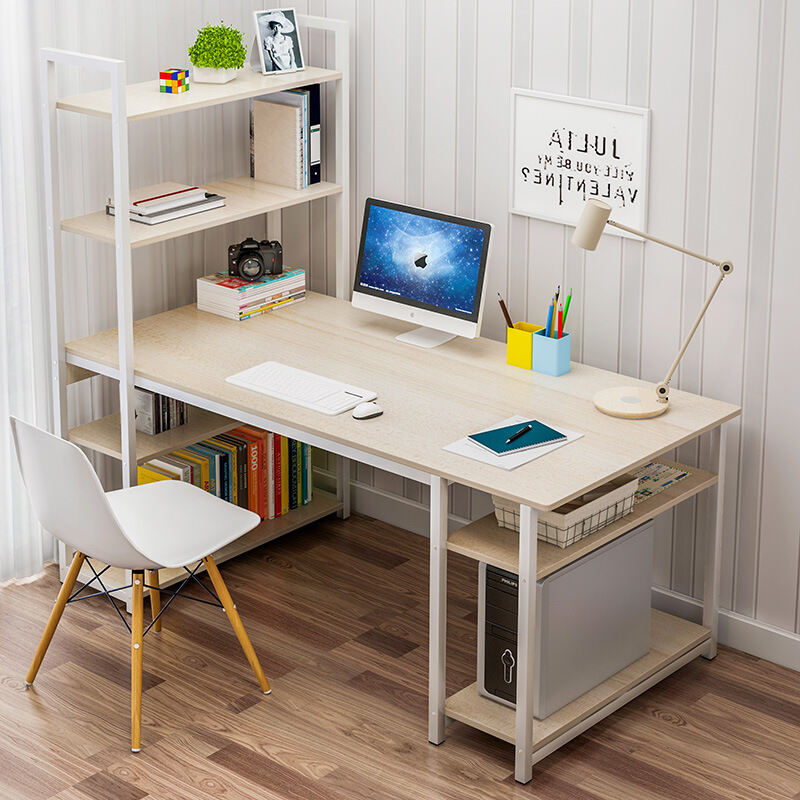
[{"left": 510, "top": 89, "right": 650, "bottom": 236}]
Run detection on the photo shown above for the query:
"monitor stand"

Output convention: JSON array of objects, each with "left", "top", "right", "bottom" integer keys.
[{"left": 395, "top": 327, "right": 457, "bottom": 349}]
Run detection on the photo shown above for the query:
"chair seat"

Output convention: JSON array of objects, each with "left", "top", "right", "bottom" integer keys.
[{"left": 106, "top": 480, "right": 261, "bottom": 569}]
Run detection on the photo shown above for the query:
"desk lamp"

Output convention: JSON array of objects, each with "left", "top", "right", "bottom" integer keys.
[{"left": 572, "top": 198, "right": 733, "bottom": 419}]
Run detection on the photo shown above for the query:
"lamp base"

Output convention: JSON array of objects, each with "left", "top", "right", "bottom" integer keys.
[{"left": 593, "top": 385, "right": 668, "bottom": 419}]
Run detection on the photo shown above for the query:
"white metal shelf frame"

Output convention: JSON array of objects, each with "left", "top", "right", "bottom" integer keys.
[{"left": 42, "top": 15, "right": 350, "bottom": 492}]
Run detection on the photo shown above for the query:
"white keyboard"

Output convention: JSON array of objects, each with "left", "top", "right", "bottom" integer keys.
[{"left": 226, "top": 361, "right": 377, "bottom": 415}]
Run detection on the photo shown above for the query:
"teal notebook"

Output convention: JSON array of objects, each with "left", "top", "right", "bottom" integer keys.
[{"left": 468, "top": 419, "right": 566, "bottom": 456}]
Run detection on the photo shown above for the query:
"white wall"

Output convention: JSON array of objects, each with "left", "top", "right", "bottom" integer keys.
[{"left": 41, "top": 0, "right": 800, "bottom": 658}]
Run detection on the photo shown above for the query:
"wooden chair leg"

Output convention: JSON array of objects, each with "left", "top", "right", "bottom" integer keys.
[
  {"left": 131, "top": 570, "right": 144, "bottom": 752},
  {"left": 147, "top": 569, "right": 161, "bottom": 632},
  {"left": 26, "top": 551, "right": 85, "bottom": 686},
  {"left": 202, "top": 556, "right": 271, "bottom": 694}
]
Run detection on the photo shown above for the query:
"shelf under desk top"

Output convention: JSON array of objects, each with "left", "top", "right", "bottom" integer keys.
[
  {"left": 65, "top": 292, "right": 741, "bottom": 511},
  {"left": 61, "top": 177, "right": 341, "bottom": 248},
  {"left": 56, "top": 66, "right": 342, "bottom": 121}
]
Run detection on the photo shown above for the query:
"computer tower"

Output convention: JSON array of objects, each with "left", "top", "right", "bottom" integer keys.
[{"left": 477, "top": 520, "right": 654, "bottom": 719}]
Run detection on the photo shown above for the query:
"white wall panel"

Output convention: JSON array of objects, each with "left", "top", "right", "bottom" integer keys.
[{"left": 45, "top": 0, "right": 800, "bottom": 650}]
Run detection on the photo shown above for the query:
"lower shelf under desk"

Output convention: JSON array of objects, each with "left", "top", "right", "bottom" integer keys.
[
  {"left": 447, "top": 460, "right": 717, "bottom": 581},
  {"left": 446, "top": 609, "right": 710, "bottom": 757},
  {"left": 69, "top": 489, "right": 342, "bottom": 612}
]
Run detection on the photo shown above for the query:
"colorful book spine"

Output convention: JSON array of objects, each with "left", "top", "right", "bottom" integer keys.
[
  {"left": 280, "top": 435, "right": 289, "bottom": 516},
  {"left": 288, "top": 439, "right": 299, "bottom": 510},
  {"left": 301, "top": 443, "right": 312, "bottom": 504},
  {"left": 266, "top": 432, "right": 275, "bottom": 519}
]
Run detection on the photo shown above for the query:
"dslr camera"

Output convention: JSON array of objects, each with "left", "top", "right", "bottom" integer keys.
[{"left": 228, "top": 237, "right": 283, "bottom": 281}]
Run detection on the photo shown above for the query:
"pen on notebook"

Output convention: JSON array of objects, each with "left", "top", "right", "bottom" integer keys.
[
  {"left": 497, "top": 292, "right": 514, "bottom": 328},
  {"left": 505, "top": 423, "right": 532, "bottom": 444}
]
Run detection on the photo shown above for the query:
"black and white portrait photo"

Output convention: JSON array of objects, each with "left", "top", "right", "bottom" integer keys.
[{"left": 253, "top": 9, "right": 304, "bottom": 74}]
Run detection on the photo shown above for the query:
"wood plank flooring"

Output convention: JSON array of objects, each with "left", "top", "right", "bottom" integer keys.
[{"left": 1, "top": 512, "right": 799, "bottom": 800}]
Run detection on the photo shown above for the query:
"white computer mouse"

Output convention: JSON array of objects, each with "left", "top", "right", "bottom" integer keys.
[{"left": 352, "top": 401, "right": 383, "bottom": 420}]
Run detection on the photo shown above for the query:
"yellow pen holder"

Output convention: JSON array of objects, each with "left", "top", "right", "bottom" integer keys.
[{"left": 506, "top": 322, "right": 544, "bottom": 369}]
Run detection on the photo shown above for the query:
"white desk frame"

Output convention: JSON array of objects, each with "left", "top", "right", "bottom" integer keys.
[
  {"left": 429, "top": 421, "right": 729, "bottom": 782},
  {"left": 44, "top": 31, "right": 731, "bottom": 786}
]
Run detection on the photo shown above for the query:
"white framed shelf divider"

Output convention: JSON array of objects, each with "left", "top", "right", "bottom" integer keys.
[{"left": 41, "top": 15, "right": 351, "bottom": 599}]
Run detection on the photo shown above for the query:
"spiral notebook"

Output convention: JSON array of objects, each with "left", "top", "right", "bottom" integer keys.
[{"left": 468, "top": 419, "right": 567, "bottom": 456}]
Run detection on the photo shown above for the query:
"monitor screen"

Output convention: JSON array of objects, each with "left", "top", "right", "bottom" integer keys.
[{"left": 353, "top": 199, "right": 491, "bottom": 322}]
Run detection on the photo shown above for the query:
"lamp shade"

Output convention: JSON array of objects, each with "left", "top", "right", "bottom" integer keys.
[{"left": 572, "top": 199, "right": 612, "bottom": 251}]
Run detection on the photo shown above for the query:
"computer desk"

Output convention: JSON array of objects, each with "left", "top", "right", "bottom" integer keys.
[{"left": 66, "top": 291, "right": 740, "bottom": 783}]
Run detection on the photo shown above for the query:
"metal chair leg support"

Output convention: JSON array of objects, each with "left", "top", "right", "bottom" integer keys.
[
  {"left": 202, "top": 556, "right": 271, "bottom": 694},
  {"left": 26, "top": 551, "right": 85, "bottom": 686},
  {"left": 131, "top": 570, "right": 144, "bottom": 752}
]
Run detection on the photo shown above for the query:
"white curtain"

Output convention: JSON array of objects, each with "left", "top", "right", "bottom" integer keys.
[{"left": 0, "top": 3, "right": 56, "bottom": 581}]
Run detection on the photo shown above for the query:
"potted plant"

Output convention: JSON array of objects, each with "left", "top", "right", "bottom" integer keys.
[{"left": 188, "top": 22, "right": 247, "bottom": 84}]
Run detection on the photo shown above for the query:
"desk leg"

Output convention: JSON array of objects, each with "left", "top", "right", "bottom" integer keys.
[
  {"left": 336, "top": 455, "right": 351, "bottom": 519},
  {"left": 515, "top": 504, "right": 538, "bottom": 783},
  {"left": 703, "top": 422, "right": 728, "bottom": 659},
  {"left": 428, "top": 475, "right": 448, "bottom": 744}
]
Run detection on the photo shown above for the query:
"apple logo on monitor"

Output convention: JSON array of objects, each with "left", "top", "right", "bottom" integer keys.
[{"left": 412, "top": 251, "right": 428, "bottom": 269}]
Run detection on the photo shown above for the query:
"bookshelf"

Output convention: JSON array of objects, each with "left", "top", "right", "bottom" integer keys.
[{"left": 42, "top": 16, "right": 351, "bottom": 595}]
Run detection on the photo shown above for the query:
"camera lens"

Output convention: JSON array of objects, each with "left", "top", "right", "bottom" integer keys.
[{"left": 240, "top": 255, "right": 263, "bottom": 279}]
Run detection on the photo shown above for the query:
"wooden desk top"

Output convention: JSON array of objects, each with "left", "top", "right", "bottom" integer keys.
[{"left": 66, "top": 293, "right": 740, "bottom": 511}]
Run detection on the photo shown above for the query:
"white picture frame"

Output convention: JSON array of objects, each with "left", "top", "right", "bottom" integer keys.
[
  {"left": 510, "top": 89, "right": 650, "bottom": 237},
  {"left": 253, "top": 8, "right": 305, "bottom": 75}
]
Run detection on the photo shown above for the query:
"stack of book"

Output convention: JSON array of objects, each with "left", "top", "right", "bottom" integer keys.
[
  {"left": 106, "top": 182, "right": 225, "bottom": 225},
  {"left": 196, "top": 268, "right": 306, "bottom": 321},
  {"left": 137, "top": 425, "right": 312, "bottom": 520},
  {"left": 250, "top": 84, "right": 321, "bottom": 190},
  {"left": 134, "top": 388, "right": 188, "bottom": 435}
]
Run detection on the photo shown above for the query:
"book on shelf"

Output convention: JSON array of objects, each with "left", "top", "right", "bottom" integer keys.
[
  {"left": 249, "top": 84, "right": 321, "bottom": 190},
  {"left": 137, "top": 424, "right": 313, "bottom": 521},
  {"left": 106, "top": 182, "right": 225, "bottom": 225},
  {"left": 134, "top": 388, "right": 188, "bottom": 435},
  {"left": 196, "top": 268, "right": 306, "bottom": 321}
]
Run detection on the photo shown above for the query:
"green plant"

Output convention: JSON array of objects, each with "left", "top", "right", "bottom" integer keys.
[{"left": 188, "top": 22, "right": 247, "bottom": 70}]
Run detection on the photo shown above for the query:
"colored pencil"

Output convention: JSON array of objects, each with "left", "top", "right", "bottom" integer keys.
[
  {"left": 557, "top": 302, "right": 563, "bottom": 339},
  {"left": 563, "top": 288, "right": 572, "bottom": 326},
  {"left": 545, "top": 297, "right": 554, "bottom": 338},
  {"left": 497, "top": 292, "right": 514, "bottom": 328}
]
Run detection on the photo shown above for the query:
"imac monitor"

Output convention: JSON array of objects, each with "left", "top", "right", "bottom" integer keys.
[{"left": 352, "top": 198, "right": 492, "bottom": 348}]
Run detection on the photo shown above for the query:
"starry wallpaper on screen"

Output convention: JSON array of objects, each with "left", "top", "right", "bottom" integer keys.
[{"left": 358, "top": 205, "right": 486, "bottom": 315}]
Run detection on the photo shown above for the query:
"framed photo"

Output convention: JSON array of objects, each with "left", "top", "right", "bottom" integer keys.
[
  {"left": 253, "top": 8, "right": 305, "bottom": 75},
  {"left": 510, "top": 89, "right": 650, "bottom": 237}
]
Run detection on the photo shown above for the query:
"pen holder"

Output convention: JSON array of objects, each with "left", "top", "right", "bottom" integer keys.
[
  {"left": 532, "top": 330, "right": 571, "bottom": 376},
  {"left": 506, "top": 322, "right": 543, "bottom": 369}
]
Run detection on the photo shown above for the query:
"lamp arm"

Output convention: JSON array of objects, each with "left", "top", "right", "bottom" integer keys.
[
  {"left": 605, "top": 216, "right": 734, "bottom": 405},
  {"left": 606, "top": 219, "right": 724, "bottom": 267},
  {"left": 656, "top": 270, "right": 726, "bottom": 400}
]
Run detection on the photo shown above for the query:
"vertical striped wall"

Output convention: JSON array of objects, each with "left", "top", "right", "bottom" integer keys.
[{"left": 45, "top": 0, "right": 800, "bottom": 642}]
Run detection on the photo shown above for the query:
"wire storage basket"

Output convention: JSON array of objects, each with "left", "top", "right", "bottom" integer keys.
[{"left": 492, "top": 475, "right": 639, "bottom": 549}]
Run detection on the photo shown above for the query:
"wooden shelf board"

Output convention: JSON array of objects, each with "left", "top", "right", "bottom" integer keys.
[
  {"left": 69, "top": 408, "right": 238, "bottom": 464},
  {"left": 61, "top": 177, "right": 342, "bottom": 249},
  {"left": 56, "top": 66, "right": 342, "bottom": 121},
  {"left": 447, "top": 461, "right": 717, "bottom": 580},
  {"left": 445, "top": 609, "right": 710, "bottom": 748},
  {"left": 74, "top": 489, "right": 342, "bottom": 604}
]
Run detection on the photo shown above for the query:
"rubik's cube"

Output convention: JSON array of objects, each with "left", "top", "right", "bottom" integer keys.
[{"left": 159, "top": 68, "right": 189, "bottom": 94}]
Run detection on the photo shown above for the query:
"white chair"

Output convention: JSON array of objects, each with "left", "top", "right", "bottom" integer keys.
[{"left": 9, "top": 416, "right": 271, "bottom": 752}]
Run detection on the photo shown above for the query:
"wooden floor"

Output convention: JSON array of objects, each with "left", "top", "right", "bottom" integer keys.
[{"left": 1, "top": 513, "right": 800, "bottom": 800}]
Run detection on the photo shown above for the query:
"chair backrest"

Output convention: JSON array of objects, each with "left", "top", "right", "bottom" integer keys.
[{"left": 9, "top": 416, "right": 150, "bottom": 568}]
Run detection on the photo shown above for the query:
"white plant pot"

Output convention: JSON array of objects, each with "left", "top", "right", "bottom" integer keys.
[{"left": 191, "top": 66, "right": 243, "bottom": 84}]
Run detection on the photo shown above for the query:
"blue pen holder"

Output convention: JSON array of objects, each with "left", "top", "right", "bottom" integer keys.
[{"left": 532, "top": 330, "right": 571, "bottom": 376}]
